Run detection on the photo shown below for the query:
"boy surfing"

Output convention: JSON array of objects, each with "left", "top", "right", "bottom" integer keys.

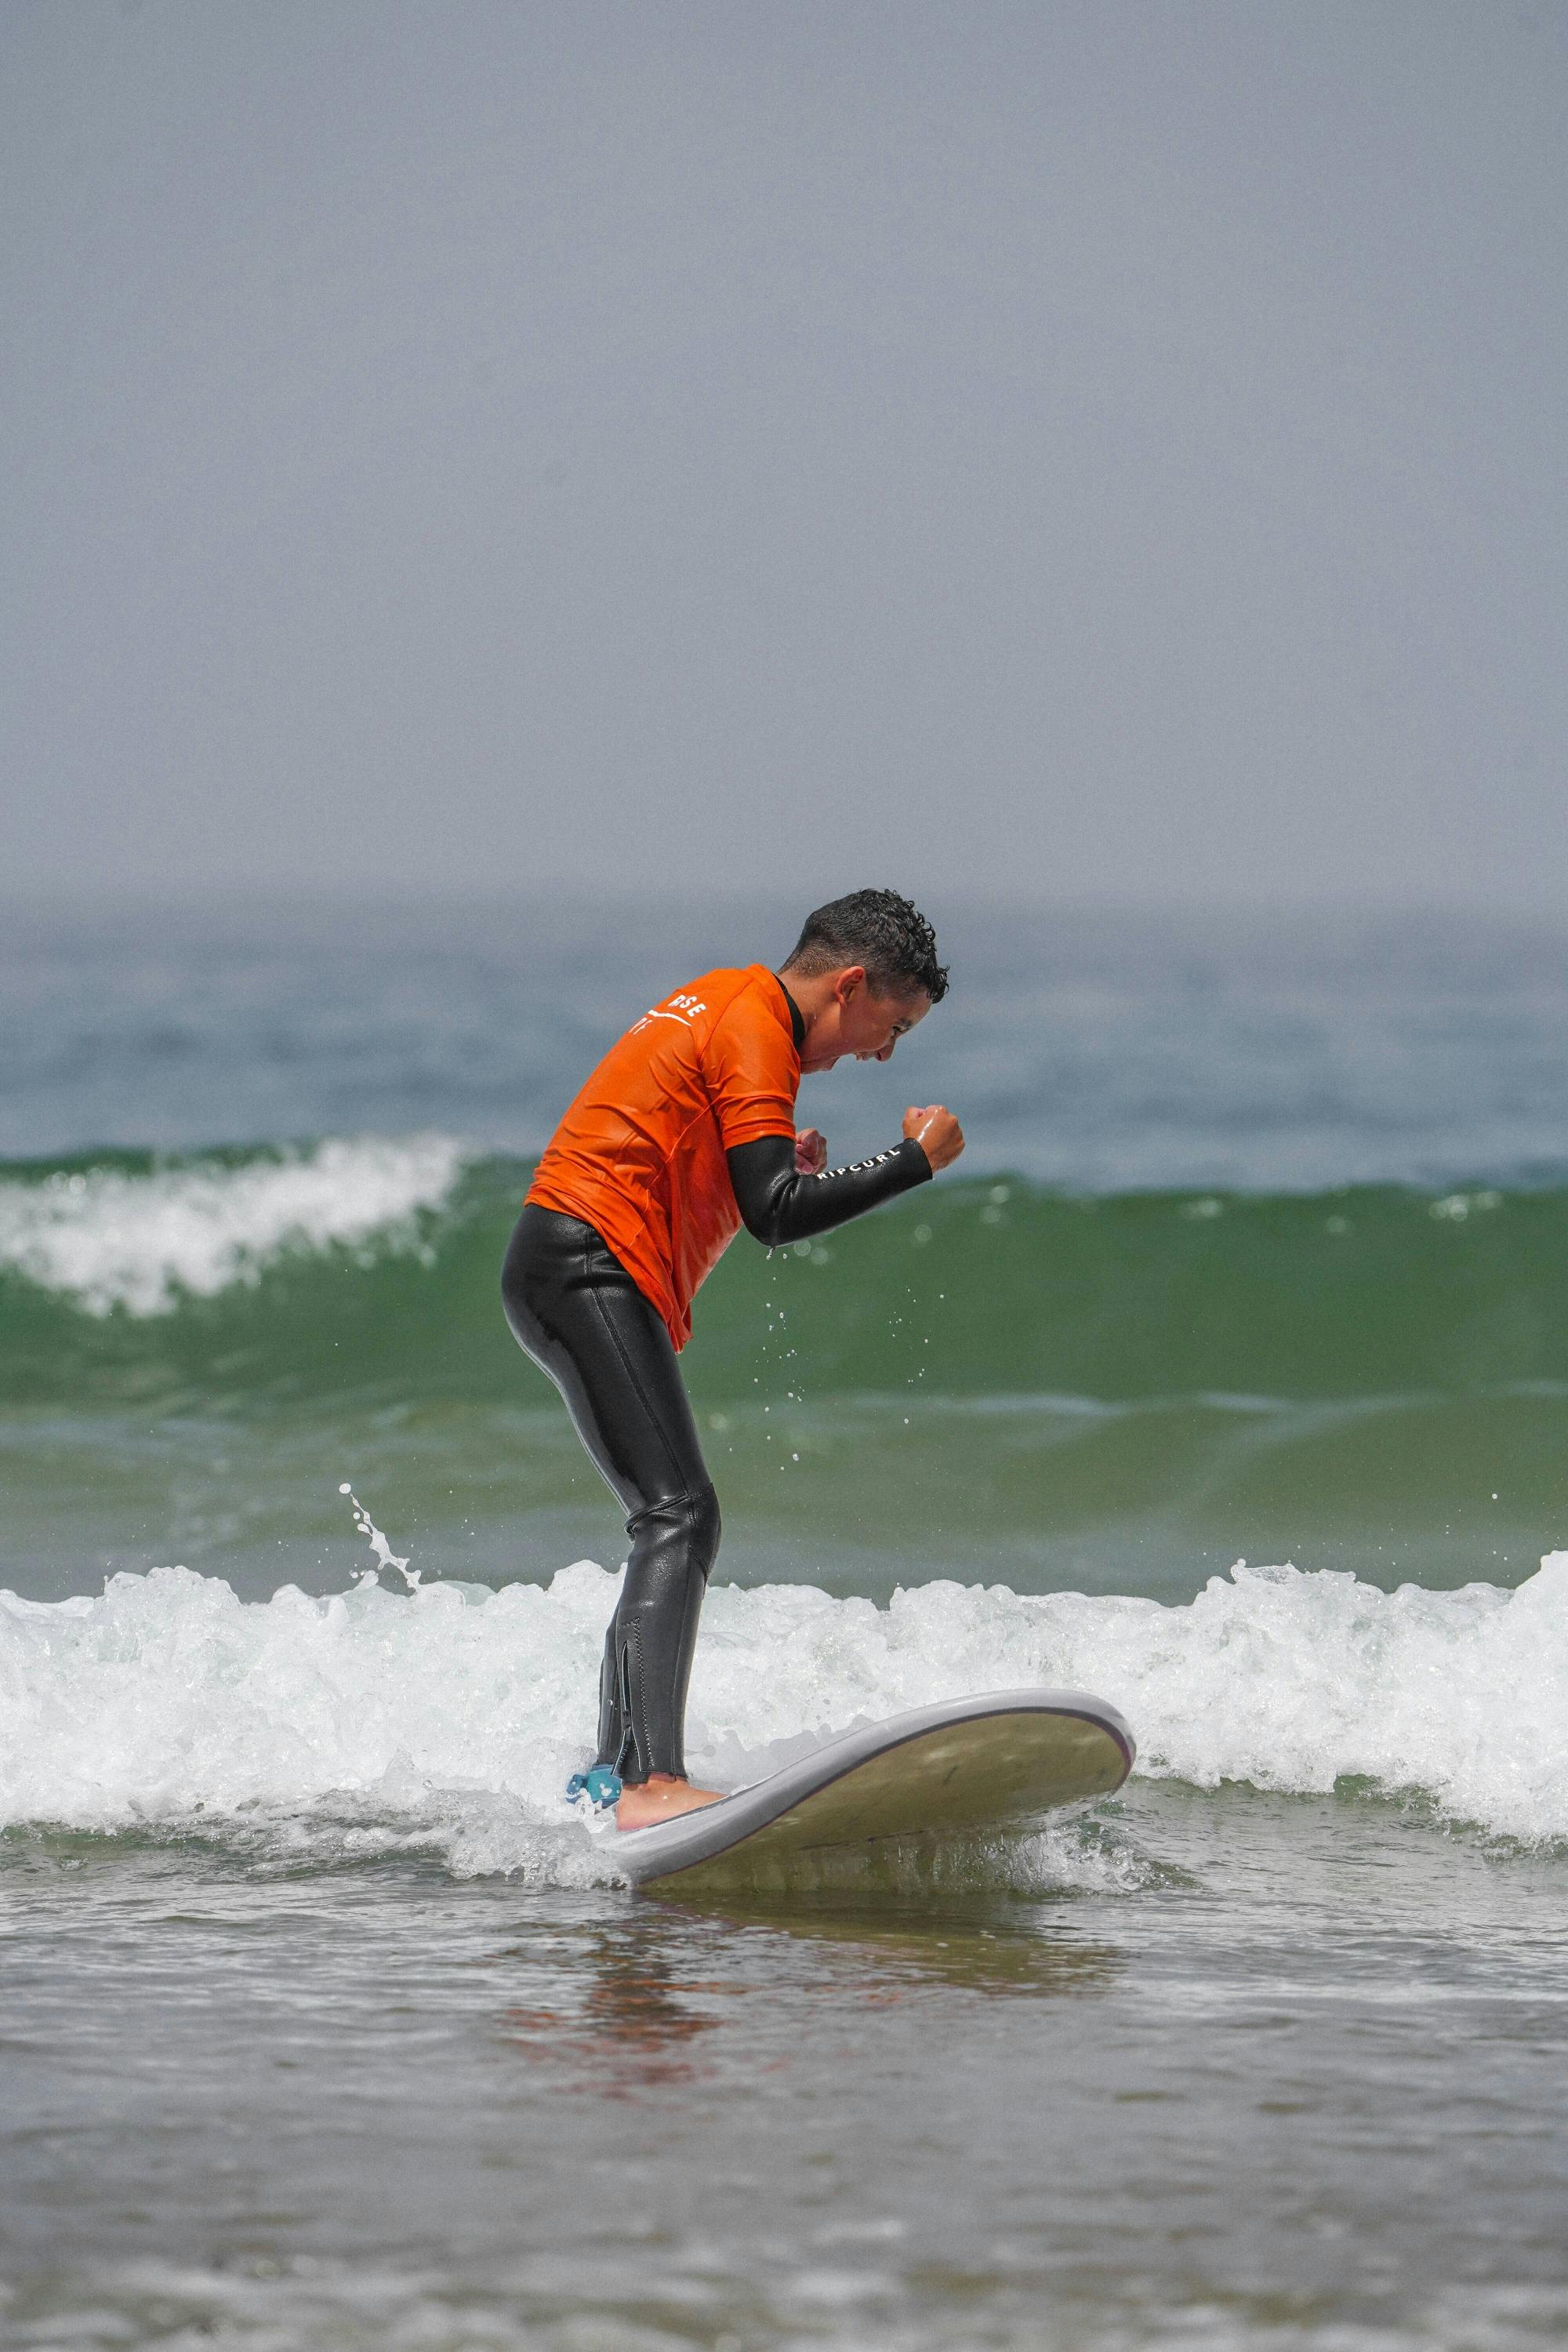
[{"left": 502, "top": 889, "right": 964, "bottom": 1831}]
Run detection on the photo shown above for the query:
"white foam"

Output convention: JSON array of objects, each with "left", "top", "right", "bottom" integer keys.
[
  {"left": 2, "top": 1557, "right": 1566, "bottom": 1878},
  {"left": 691, "top": 1557, "right": 1568, "bottom": 1846},
  {"left": 0, "top": 1136, "right": 466, "bottom": 1315}
]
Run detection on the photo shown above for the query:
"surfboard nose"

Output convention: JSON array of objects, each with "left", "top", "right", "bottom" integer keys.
[{"left": 768, "top": 1705, "right": 1131, "bottom": 1849}]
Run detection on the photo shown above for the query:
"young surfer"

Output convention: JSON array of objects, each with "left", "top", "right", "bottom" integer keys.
[{"left": 502, "top": 888, "right": 965, "bottom": 1831}]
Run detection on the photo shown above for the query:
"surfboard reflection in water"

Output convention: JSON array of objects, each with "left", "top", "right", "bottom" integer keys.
[{"left": 499, "top": 1909, "right": 1126, "bottom": 2097}]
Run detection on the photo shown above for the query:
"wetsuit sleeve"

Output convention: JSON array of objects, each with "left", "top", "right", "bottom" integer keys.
[{"left": 726, "top": 1133, "right": 933, "bottom": 1247}]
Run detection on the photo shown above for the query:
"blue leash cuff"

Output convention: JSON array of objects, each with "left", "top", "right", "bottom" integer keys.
[{"left": 567, "top": 1766, "right": 623, "bottom": 1810}]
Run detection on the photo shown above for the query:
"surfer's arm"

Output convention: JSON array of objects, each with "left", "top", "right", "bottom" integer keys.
[{"left": 726, "top": 1132, "right": 932, "bottom": 1247}]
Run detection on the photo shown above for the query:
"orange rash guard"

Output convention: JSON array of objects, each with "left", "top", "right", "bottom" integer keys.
[{"left": 525, "top": 965, "right": 800, "bottom": 1349}]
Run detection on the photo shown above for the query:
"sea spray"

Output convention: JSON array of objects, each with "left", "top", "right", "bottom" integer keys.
[
  {"left": 339, "top": 1482, "right": 419, "bottom": 1588},
  {"left": 3, "top": 1555, "right": 1566, "bottom": 1867}
]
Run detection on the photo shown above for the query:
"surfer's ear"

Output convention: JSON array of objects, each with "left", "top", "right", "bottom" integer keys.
[{"left": 833, "top": 964, "right": 868, "bottom": 1004}]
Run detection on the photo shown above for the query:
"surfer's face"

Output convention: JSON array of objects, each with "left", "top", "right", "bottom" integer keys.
[{"left": 802, "top": 971, "right": 931, "bottom": 1073}]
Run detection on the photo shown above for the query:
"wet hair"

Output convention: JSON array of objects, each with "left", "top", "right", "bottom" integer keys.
[{"left": 781, "top": 889, "right": 949, "bottom": 1004}]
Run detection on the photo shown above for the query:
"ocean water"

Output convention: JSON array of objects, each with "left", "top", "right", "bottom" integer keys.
[{"left": 4, "top": 895, "right": 1568, "bottom": 2350}]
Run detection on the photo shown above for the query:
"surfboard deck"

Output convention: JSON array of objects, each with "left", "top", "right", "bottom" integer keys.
[{"left": 608, "top": 1688, "right": 1134, "bottom": 1896}]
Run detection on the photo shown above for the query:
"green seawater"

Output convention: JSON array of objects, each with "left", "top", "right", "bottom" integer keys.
[{"left": 5, "top": 1149, "right": 1563, "bottom": 1602}]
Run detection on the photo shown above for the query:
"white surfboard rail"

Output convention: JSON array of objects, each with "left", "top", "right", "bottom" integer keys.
[{"left": 608, "top": 1686, "right": 1135, "bottom": 1891}]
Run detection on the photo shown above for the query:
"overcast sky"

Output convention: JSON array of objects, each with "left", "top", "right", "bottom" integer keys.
[{"left": 3, "top": 1, "right": 1563, "bottom": 907}]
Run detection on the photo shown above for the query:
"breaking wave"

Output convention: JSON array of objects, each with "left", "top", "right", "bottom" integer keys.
[
  {"left": 5, "top": 1141, "right": 1568, "bottom": 1408},
  {"left": 4, "top": 1554, "right": 1566, "bottom": 1875},
  {"left": 0, "top": 1135, "right": 466, "bottom": 1317}
]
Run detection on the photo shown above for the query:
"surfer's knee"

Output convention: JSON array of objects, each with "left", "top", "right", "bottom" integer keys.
[
  {"left": 686, "top": 1480, "right": 720, "bottom": 1581},
  {"left": 628, "top": 1481, "right": 720, "bottom": 1581},
  {"left": 654, "top": 1480, "right": 720, "bottom": 1582}
]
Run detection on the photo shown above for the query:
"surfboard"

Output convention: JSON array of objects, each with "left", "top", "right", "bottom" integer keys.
[{"left": 609, "top": 1688, "right": 1134, "bottom": 1896}]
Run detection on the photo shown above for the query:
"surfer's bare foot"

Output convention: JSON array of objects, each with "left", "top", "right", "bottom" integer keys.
[{"left": 615, "top": 1773, "right": 723, "bottom": 1831}]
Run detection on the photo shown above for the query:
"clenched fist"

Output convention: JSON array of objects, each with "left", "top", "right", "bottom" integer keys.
[{"left": 903, "top": 1105, "right": 965, "bottom": 1174}]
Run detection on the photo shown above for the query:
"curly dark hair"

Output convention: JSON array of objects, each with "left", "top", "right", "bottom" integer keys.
[{"left": 781, "top": 889, "right": 949, "bottom": 1004}]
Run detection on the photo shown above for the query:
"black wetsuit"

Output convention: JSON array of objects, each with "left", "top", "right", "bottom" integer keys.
[{"left": 502, "top": 1010, "right": 931, "bottom": 1782}]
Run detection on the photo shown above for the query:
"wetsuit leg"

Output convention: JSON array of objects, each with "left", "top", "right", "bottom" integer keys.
[{"left": 500, "top": 1203, "right": 720, "bottom": 1784}]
